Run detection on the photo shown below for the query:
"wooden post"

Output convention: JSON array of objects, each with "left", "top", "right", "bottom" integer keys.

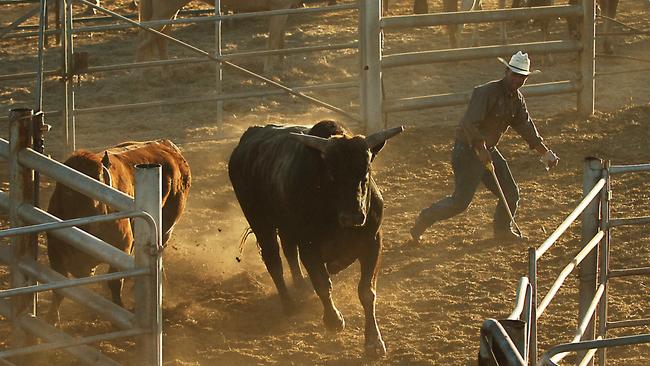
[
  {"left": 134, "top": 164, "right": 163, "bottom": 366},
  {"left": 578, "top": 157, "right": 602, "bottom": 365},
  {"left": 8, "top": 108, "right": 37, "bottom": 347},
  {"left": 359, "top": 0, "right": 383, "bottom": 133},
  {"left": 578, "top": 0, "right": 595, "bottom": 115}
]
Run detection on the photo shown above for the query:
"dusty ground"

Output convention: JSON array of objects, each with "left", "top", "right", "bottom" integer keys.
[{"left": 1, "top": 0, "right": 649, "bottom": 364}]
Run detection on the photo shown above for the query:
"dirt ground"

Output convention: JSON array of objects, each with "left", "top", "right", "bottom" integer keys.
[{"left": 1, "top": 0, "right": 650, "bottom": 365}]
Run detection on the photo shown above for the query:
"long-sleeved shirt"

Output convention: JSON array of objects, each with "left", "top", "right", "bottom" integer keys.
[{"left": 456, "top": 78, "right": 544, "bottom": 150}]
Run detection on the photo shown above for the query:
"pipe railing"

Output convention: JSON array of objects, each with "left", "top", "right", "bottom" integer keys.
[
  {"left": 384, "top": 81, "right": 579, "bottom": 113},
  {"left": 608, "top": 163, "right": 650, "bottom": 174},
  {"left": 508, "top": 277, "right": 532, "bottom": 321},
  {"left": 549, "top": 284, "right": 605, "bottom": 364},
  {"left": 480, "top": 319, "right": 527, "bottom": 366},
  {"left": 381, "top": 5, "right": 582, "bottom": 30},
  {"left": 536, "top": 231, "right": 604, "bottom": 318},
  {"left": 0, "top": 267, "right": 149, "bottom": 299},
  {"left": 0, "top": 245, "right": 136, "bottom": 330},
  {"left": 382, "top": 40, "right": 582, "bottom": 69},
  {"left": 539, "top": 334, "right": 650, "bottom": 366},
  {"left": 536, "top": 178, "right": 606, "bottom": 258}
]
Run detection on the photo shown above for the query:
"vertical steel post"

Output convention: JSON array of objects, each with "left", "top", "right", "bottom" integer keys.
[
  {"left": 359, "top": 0, "right": 383, "bottom": 134},
  {"left": 528, "top": 247, "right": 537, "bottom": 366},
  {"left": 63, "top": 0, "right": 76, "bottom": 157},
  {"left": 214, "top": 0, "right": 223, "bottom": 126},
  {"left": 578, "top": 157, "right": 603, "bottom": 365},
  {"left": 134, "top": 164, "right": 163, "bottom": 366},
  {"left": 8, "top": 109, "right": 37, "bottom": 347},
  {"left": 597, "top": 161, "right": 610, "bottom": 366},
  {"left": 578, "top": 0, "right": 595, "bottom": 115},
  {"left": 36, "top": 0, "right": 47, "bottom": 113}
]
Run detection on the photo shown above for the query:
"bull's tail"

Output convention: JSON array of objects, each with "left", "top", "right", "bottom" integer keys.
[{"left": 235, "top": 227, "right": 254, "bottom": 263}]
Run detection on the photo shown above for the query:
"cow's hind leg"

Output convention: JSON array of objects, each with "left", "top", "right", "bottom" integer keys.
[
  {"left": 46, "top": 244, "right": 68, "bottom": 326},
  {"left": 107, "top": 266, "right": 125, "bottom": 307},
  {"left": 299, "top": 245, "right": 345, "bottom": 332},
  {"left": 255, "top": 226, "right": 296, "bottom": 315},
  {"left": 358, "top": 232, "right": 386, "bottom": 357},
  {"left": 264, "top": 0, "right": 295, "bottom": 73},
  {"left": 443, "top": 0, "right": 460, "bottom": 48},
  {"left": 279, "top": 230, "right": 308, "bottom": 293}
]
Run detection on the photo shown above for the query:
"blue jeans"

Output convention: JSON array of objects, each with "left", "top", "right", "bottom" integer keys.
[{"left": 414, "top": 140, "right": 520, "bottom": 233}]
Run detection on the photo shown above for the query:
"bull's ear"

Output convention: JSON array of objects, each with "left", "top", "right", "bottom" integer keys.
[
  {"left": 289, "top": 132, "right": 329, "bottom": 153},
  {"left": 366, "top": 126, "right": 404, "bottom": 158}
]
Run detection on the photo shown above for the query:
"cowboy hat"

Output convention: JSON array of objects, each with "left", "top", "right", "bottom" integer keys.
[{"left": 497, "top": 51, "right": 541, "bottom": 76}]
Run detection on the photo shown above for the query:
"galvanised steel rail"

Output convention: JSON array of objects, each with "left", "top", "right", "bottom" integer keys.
[
  {"left": 0, "top": 267, "right": 149, "bottom": 299},
  {"left": 539, "top": 334, "right": 650, "bottom": 366},
  {"left": 382, "top": 40, "right": 581, "bottom": 69},
  {"left": 0, "top": 299, "right": 121, "bottom": 366},
  {"left": 480, "top": 319, "right": 527, "bottom": 366},
  {"left": 508, "top": 277, "right": 532, "bottom": 321},
  {"left": 73, "top": 2, "right": 358, "bottom": 34},
  {"left": 0, "top": 245, "right": 136, "bottom": 330},
  {"left": 0, "top": 328, "right": 148, "bottom": 360},
  {"left": 381, "top": 5, "right": 582, "bottom": 29},
  {"left": 536, "top": 179, "right": 606, "bottom": 259},
  {"left": 549, "top": 284, "right": 605, "bottom": 364},
  {"left": 608, "top": 163, "right": 650, "bottom": 174},
  {"left": 536, "top": 231, "right": 604, "bottom": 318},
  {"left": 384, "top": 81, "right": 579, "bottom": 113}
]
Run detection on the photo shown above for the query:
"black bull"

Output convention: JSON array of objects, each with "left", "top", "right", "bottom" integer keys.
[{"left": 228, "top": 120, "right": 403, "bottom": 357}]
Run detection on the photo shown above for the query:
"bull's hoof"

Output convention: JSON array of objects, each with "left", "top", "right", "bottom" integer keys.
[
  {"left": 323, "top": 308, "right": 345, "bottom": 332},
  {"left": 365, "top": 338, "right": 387, "bottom": 358}
]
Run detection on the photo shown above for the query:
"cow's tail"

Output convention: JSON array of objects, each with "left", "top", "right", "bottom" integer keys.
[{"left": 235, "top": 227, "right": 254, "bottom": 263}]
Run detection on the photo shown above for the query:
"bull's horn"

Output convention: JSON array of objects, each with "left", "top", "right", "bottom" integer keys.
[
  {"left": 365, "top": 126, "right": 405, "bottom": 149},
  {"left": 290, "top": 132, "right": 329, "bottom": 153}
]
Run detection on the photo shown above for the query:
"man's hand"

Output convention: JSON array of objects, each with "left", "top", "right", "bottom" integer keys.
[{"left": 540, "top": 149, "right": 559, "bottom": 170}]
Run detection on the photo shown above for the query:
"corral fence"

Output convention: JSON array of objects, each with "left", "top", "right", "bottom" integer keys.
[
  {"left": 479, "top": 157, "right": 650, "bottom": 366},
  {"left": 371, "top": 1, "right": 595, "bottom": 133},
  {"left": 1, "top": 0, "right": 597, "bottom": 151},
  {"left": 0, "top": 108, "right": 164, "bottom": 365},
  {"left": 0, "top": 0, "right": 363, "bottom": 157}
]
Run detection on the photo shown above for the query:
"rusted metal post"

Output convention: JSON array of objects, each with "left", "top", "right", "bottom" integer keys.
[
  {"left": 578, "top": 0, "right": 595, "bottom": 115},
  {"left": 134, "top": 164, "right": 163, "bottom": 366},
  {"left": 578, "top": 157, "right": 603, "bottom": 365},
  {"left": 8, "top": 108, "right": 37, "bottom": 347},
  {"left": 597, "top": 161, "right": 611, "bottom": 366},
  {"left": 360, "top": 0, "right": 383, "bottom": 133}
]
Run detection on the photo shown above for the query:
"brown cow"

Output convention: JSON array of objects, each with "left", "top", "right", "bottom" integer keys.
[
  {"left": 46, "top": 139, "right": 191, "bottom": 324},
  {"left": 136, "top": 0, "right": 298, "bottom": 72}
]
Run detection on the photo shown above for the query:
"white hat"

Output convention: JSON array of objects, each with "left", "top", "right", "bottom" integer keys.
[{"left": 497, "top": 51, "right": 540, "bottom": 76}]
